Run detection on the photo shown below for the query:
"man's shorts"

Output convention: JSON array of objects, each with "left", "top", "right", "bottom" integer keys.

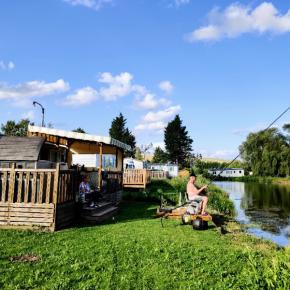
[{"left": 188, "top": 195, "right": 204, "bottom": 203}]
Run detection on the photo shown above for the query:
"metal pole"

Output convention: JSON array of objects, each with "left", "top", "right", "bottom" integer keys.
[{"left": 33, "top": 101, "right": 45, "bottom": 127}]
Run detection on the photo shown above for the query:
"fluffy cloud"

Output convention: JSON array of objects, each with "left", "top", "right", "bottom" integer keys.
[
  {"left": 135, "top": 94, "right": 170, "bottom": 110},
  {"left": 98, "top": 72, "right": 133, "bottom": 101},
  {"left": 63, "top": 72, "right": 171, "bottom": 107},
  {"left": 186, "top": 2, "right": 290, "bottom": 42},
  {"left": 0, "top": 61, "right": 15, "bottom": 71},
  {"left": 63, "top": 0, "right": 112, "bottom": 11},
  {"left": 135, "top": 105, "right": 181, "bottom": 133},
  {"left": 63, "top": 86, "right": 98, "bottom": 106},
  {"left": 159, "top": 81, "right": 174, "bottom": 94},
  {"left": 143, "top": 105, "right": 181, "bottom": 123},
  {"left": 0, "top": 79, "right": 69, "bottom": 106}
]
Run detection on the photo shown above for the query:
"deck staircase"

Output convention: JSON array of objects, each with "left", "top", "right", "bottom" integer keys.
[{"left": 79, "top": 201, "right": 118, "bottom": 224}]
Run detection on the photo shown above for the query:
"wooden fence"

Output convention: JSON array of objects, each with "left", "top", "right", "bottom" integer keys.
[
  {"left": 149, "top": 170, "right": 168, "bottom": 180},
  {"left": 0, "top": 164, "right": 78, "bottom": 231},
  {"left": 123, "top": 169, "right": 151, "bottom": 189}
]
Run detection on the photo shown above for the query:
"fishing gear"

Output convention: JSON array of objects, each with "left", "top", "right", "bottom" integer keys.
[
  {"left": 159, "top": 106, "right": 290, "bottom": 228},
  {"left": 206, "top": 106, "right": 290, "bottom": 186}
]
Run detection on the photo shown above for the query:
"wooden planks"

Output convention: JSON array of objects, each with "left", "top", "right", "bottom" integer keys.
[
  {"left": 0, "top": 202, "right": 55, "bottom": 229},
  {"left": 123, "top": 169, "right": 150, "bottom": 189}
]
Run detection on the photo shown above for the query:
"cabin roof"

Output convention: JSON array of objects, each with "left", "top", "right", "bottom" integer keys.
[
  {"left": 28, "top": 125, "right": 131, "bottom": 151},
  {"left": 0, "top": 136, "right": 45, "bottom": 161}
]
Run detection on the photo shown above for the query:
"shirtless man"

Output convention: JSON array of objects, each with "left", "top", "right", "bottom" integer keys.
[{"left": 186, "top": 173, "right": 208, "bottom": 215}]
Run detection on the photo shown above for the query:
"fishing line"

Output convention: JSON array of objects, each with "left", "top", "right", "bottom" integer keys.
[{"left": 206, "top": 106, "right": 290, "bottom": 186}]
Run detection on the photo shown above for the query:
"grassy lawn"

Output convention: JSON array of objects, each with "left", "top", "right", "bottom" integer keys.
[{"left": 0, "top": 202, "right": 289, "bottom": 290}]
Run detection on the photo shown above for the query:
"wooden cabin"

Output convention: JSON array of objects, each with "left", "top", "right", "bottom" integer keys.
[{"left": 0, "top": 126, "right": 130, "bottom": 231}]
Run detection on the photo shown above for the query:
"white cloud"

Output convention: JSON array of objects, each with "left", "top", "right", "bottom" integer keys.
[
  {"left": 0, "top": 60, "right": 15, "bottom": 71},
  {"left": 186, "top": 2, "right": 290, "bottom": 42},
  {"left": 159, "top": 81, "right": 174, "bottom": 94},
  {"left": 0, "top": 79, "right": 69, "bottom": 106},
  {"left": 135, "top": 105, "right": 181, "bottom": 133},
  {"left": 98, "top": 72, "right": 133, "bottom": 101},
  {"left": 62, "top": 86, "right": 98, "bottom": 106},
  {"left": 63, "top": 72, "right": 171, "bottom": 108},
  {"left": 143, "top": 105, "right": 181, "bottom": 123},
  {"left": 135, "top": 93, "right": 171, "bottom": 110},
  {"left": 63, "top": 0, "right": 112, "bottom": 11}
]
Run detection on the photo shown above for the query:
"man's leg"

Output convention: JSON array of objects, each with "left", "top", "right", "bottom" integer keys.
[{"left": 201, "top": 196, "right": 208, "bottom": 214}]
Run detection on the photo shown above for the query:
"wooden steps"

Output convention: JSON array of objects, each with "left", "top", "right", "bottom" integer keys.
[{"left": 80, "top": 201, "right": 118, "bottom": 224}]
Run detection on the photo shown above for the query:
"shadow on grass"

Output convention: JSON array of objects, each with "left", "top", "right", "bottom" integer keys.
[{"left": 73, "top": 201, "right": 159, "bottom": 229}]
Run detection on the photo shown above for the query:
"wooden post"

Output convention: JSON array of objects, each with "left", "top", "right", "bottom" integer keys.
[
  {"left": 52, "top": 163, "right": 60, "bottom": 231},
  {"left": 1, "top": 171, "right": 7, "bottom": 202},
  {"left": 8, "top": 163, "right": 16, "bottom": 203},
  {"left": 98, "top": 143, "right": 103, "bottom": 189},
  {"left": 53, "top": 163, "right": 60, "bottom": 204}
]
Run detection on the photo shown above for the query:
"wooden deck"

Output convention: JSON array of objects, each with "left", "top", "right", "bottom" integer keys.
[
  {"left": 123, "top": 169, "right": 168, "bottom": 189},
  {"left": 0, "top": 164, "right": 78, "bottom": 231},
  {"left": 123, "top": 169, "right": 151, "bottom": 189}
]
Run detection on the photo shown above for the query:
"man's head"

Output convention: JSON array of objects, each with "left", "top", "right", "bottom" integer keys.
[{"left": 189, "top": 173, "right": 196, "bottom": 184}]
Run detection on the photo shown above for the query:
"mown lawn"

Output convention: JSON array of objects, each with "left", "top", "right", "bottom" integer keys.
[{"left": 0, "top": 202, "right": 289, "bottom": 290}]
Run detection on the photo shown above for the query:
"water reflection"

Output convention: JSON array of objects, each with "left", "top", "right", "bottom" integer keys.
[{"left": 215, "top": 181, "right": 290, "bottom": 246}]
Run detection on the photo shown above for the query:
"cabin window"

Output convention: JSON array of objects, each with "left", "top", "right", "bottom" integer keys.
[{"left": 239, "top": 171, "right": 242, "bottom": 173}]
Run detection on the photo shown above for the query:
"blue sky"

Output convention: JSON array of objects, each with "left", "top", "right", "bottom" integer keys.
[{"left": 0, "top": 0, "right": 290, "bottom": 159}]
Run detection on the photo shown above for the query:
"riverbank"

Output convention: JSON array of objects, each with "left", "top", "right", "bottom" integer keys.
[
  {"left": 123, "top": 176, "right": 235, "bottom": 216},
  {"left": 0, "top": 201, "right": 289, "bottom": 289},
  {"left": 210, "top": 175, "right": 290, "bottom": 186}
]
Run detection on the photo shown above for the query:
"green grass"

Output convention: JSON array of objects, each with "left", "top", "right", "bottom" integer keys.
[
  {"left": 0, "top": 202, "right": 289, "bottom": 289},
  {"left": 123, "top": 176, "right": 235, "bottom": 216}
]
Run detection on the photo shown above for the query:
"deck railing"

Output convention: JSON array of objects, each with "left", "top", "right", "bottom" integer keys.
[
  {"left": 149, "top": 170, "right": 168, "bottom": 180},
  {"left": 123, "top": 169, "right": 151, "bottom": 188},
  {"left": 0, "top": 164, "right": 79, "bottom": 230}
]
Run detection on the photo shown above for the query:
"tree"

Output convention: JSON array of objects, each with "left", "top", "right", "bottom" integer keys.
[
  {"left": 134, "top": 147, "right": 143, "bottom": 160},
  {"left": 73, "top": 127, "right": 86, "bottom": 133},
  {"left": 152, "top": 147, "right": 168, "bottom": 163},
  {"left": 164, "top": 115, "right": 193, "bottom": 168},
  {"left": 109, "top": 113, "right": 136, "bottom": 157},
  {"left": 239, "top": 128, "right": 290, "bottom": 177},
  {"left": 1, "top": 119, "right": 33, "bottom": 136}
]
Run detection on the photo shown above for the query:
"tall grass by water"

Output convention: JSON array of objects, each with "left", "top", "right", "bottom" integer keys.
[{"left": 123, "top": 176, "right": 235, "bottom": 216}]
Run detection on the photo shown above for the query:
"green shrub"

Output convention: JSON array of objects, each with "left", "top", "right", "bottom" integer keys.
[{"left": 123, "top": 176, "right": 235, "bottom": 216}]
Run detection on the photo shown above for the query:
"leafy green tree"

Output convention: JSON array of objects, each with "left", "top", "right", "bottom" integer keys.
[
  {"left": 73, "top": 127, "right": 86, "bottom": 133},
  {"left": 164, "top": 115, "right": 193, "bottom": 168},
  {"left": 239, "top": 128, "right": 290, "bottom": 177},
  {"left": 1, "top": 119, "right": 33, "bottom": 136},
  {"left": 152, "top": 147, "right": 168, "bottom": 163},
  {"left": 109, "top": 113, "right": 136, "bottom": 157}
]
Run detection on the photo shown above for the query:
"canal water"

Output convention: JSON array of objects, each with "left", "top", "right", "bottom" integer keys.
[{"left": 214, "top": 181, "right": 290, "bottom": 246}]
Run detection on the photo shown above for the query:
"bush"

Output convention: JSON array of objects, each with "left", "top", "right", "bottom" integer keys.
[{"left": 123, "top": 176, "right": 235, "bottom": 216}]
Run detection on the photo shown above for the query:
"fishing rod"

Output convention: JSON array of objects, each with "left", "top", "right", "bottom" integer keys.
[
  {"left": 160, "top": 106, "right": 290, "bottom": 228},
  {"left": 206, "top": 106, "right": 290, "bottom": 187}
]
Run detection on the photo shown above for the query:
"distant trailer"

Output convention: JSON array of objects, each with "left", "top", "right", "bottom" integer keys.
[{"left": 208, "top": 168, "right": 244, "bottom": 177}]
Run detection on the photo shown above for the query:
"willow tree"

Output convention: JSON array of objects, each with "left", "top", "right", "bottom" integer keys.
[{"left": 239, "top": 128, "right": 290, "bottom": 177}]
